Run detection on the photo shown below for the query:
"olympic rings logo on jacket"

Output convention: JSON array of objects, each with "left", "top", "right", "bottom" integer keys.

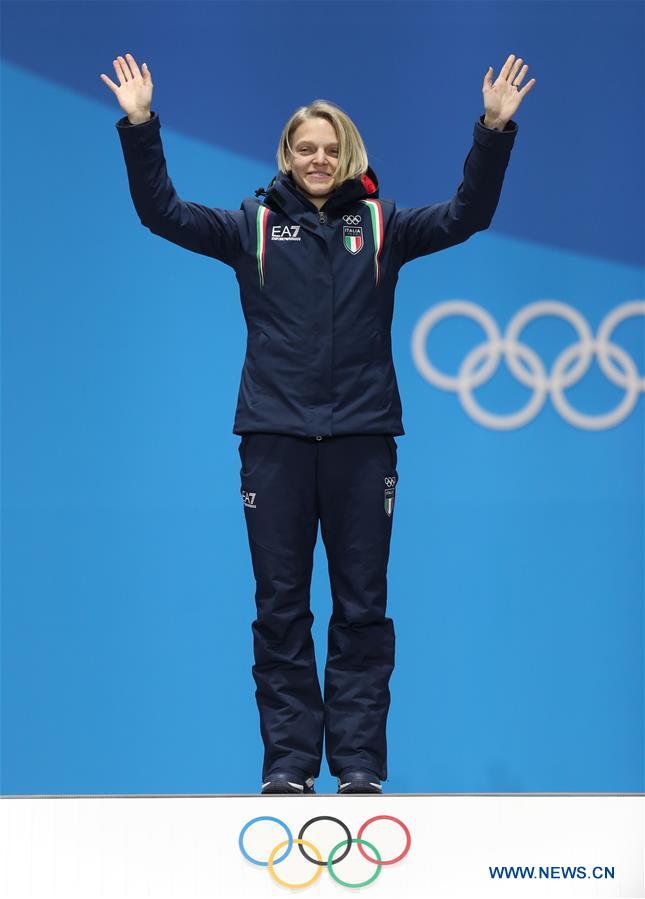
[{"left": 238, "top": 813, "right": 412, "bottom": 889}]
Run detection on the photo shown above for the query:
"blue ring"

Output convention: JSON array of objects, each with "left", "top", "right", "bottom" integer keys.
[{"left": 238, "top": 816, "right": 293, "bottom": 867}]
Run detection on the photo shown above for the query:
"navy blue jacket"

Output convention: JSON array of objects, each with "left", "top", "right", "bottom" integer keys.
[{"left": 115, "top": 111, "right": 518, "bottom": 437}]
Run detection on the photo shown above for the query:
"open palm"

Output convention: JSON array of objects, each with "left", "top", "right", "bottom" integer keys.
[
  {"left": 99, "top": 53, "right": 153, "bottom": 118},
  {"left": 483, "top": 53, "right": 536, "bottom": 124}
]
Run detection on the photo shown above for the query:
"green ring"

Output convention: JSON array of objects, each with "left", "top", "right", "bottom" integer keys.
[{"left": 327, "top": 837, "right": 382, "bottom": 888}]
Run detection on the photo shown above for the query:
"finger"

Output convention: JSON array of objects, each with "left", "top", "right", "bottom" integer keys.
[
  {"left": 514, "top": 63, "right": 529, "bottom": 87},
  {"left": 519, "top": 78, "right": 536, "bottom": 96},
  {"left": 124, "top": 52, "right": 142, "bottom": 79},
  {"left": 483, "top": 65, "right": 493, "bottom": 90},
  {"left": 509, "top": 57, "right": 524, "bottom": 82},
  {"left": 500, "top": 53, "right": 515, "bottom": 80},
  {"left": 113, "top": 58, "right": 125, "bottom": 86},
  {"left": 116, "top": 55, "right": 132, "bottom": 81},
  {"left": 99, "top": 73, "right": 119, "bottom": 94}
]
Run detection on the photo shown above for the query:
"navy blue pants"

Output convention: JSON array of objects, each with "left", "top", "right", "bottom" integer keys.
[{"left": 238, "top": 433, "right": 398, "bottom": 782}]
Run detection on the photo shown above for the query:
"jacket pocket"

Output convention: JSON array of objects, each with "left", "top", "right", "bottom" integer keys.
[
  {"left": 242, "top": 330, "right": 270, "bottom": 405},
  {"left": 238, "top": 433, "right": 280, "bottom": 479},
  {"left": 384, "top": 434, "right": 398, "bottom": 470}
]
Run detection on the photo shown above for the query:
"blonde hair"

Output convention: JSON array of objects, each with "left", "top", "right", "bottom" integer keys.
[{"left": 276, "top": 99, "right": 369, "bottom": 192}]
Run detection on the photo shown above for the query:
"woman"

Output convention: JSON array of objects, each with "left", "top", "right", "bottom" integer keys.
[{"left": 101, "top": 51, "right": 534, "bottom": 795}]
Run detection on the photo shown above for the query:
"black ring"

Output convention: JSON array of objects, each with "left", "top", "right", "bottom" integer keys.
[{"left": 297, "top": 816, "right": 352, "bottom": 866}]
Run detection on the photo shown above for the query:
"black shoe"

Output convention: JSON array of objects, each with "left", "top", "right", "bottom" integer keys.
[
  {"left": 261, "top": 770, "right": 316, "bottom": 794},
  {"left": 337, "top": 769, "right": 383, "bottom": 794}
]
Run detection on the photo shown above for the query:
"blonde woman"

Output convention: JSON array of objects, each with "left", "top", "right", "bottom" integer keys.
[{"left": 102, "top": 51, "right": 534, "bottom": 795}]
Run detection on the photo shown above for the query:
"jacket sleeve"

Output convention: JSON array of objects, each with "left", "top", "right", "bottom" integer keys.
[
  {"left": 392, "top": 114, "right": 519, "bottom": 265},
  {"left": 115, "top": 111, "right": 242, "bottom": 267}
]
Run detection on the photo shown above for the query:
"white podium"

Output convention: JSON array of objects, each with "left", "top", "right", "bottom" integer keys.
[{"left": 2, "top": 794, "right": 643, "bottom": 897}]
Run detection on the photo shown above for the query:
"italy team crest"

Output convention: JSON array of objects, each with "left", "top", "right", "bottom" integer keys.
[
  {"left": 384, "top": 487, "right": 395, "bottom": 517},
  {"left": 343, "top": 225, "right": 363, "bottom": 255}
]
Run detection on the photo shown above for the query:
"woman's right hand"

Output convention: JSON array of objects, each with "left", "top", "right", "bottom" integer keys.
[{"left": 100, "top": 53, "right": 153, "bottom": 122}]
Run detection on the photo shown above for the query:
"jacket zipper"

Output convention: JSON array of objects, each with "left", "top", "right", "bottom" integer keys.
[{"left": 318, "top": 210, "right": 327, "bottom": 224}]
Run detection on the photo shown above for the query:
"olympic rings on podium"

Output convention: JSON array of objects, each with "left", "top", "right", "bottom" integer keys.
[
  {"left": 298, "top": 815, "right": 352, "bottom": 865},
  {"left": 238, "top": 813, "right": 411, "bottom": 889},
  {"left": 269, "top": 838, "right": 323, "bottom": 889},
  {"left": 328, "top": 838, "right": 382, "bottom": 888},
  {"left": 358, "top": 814, "right": 412, "bottom": 865}
]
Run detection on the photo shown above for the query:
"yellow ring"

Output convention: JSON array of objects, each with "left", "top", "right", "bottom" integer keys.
[{"left": 267, "top": 838, "right": 323, "bottom": 889}]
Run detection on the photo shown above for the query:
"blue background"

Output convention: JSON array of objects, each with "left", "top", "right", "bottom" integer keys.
[{"left": 2, "top": 0, "right": 643, "bottom": 795}]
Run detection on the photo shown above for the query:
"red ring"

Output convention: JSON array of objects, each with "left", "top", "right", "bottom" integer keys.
[{"left": 357, "top": 815, "right": 412, "bottom": 866}]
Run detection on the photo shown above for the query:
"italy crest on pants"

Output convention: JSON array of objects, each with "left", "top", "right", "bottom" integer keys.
[
  {"left": 384, "top": 487, "right": 395, "bottom": 517},
  {"left": 343, "top": 225, "right": 363, "bottom": 254}
]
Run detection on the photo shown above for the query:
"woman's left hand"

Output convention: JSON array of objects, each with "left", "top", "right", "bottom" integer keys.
[{"left": 483, "top": 53, "right": 536, "bottom": 127}]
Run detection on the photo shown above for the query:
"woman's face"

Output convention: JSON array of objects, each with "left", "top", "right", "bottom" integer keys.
[{"left": 288, "top": 117, "right": 339, "bottom": 204}]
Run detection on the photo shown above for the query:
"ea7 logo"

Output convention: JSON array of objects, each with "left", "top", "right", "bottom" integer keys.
[
  {"left": 271, "top": 225, "right": 301, "bottom": 241},
  {"left": 241, "top": 489, "right": 257, "bottom": 509}
]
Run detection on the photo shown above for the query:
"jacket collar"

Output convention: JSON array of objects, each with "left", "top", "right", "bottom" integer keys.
[{"left": 255, "top": 165, "right": 379, "bottom": 219}]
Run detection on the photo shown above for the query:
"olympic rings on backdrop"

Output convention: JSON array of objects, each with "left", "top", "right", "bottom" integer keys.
[
  {"left": 411, "top": 299, "right": 645, "bottom": 430},
  {"left": 238, "top": 814, "right": 411, "bottom": 889}
]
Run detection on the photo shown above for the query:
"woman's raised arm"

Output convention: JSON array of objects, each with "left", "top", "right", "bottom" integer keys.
[{"left": 101, "top": 52, "right": 242, "bottom": 266}]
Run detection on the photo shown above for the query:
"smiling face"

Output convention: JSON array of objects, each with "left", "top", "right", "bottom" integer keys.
[{"left": 287, "top": 117, "right": 340, "bottom": 209}]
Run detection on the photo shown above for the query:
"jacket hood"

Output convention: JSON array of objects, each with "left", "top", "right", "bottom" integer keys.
[{"left": 254, "top": 164, "right": 379, "bottom": 217}]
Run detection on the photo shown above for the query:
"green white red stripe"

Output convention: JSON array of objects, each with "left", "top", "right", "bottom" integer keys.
[
  {"left": 256, "top": 205, "right": 270, "bottom": 288},
  {"left": 360, "top": 199, "right": 384, "bottom": 285}
]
